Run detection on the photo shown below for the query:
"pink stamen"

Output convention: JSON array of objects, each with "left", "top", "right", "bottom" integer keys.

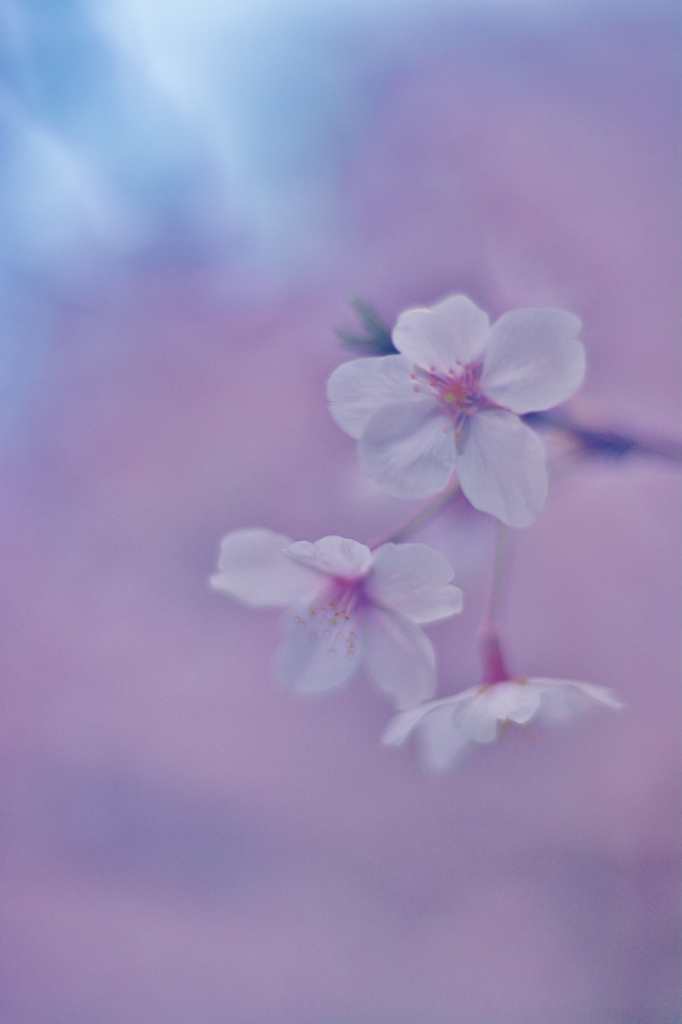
[{"left": 295, "top": 577, "right": 365, "bottom": 657}]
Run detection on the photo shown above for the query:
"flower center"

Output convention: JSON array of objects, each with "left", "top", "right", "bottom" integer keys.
[
  {"left": 429, "top": 364, "right": 484, "bottom": 418},
  {"left": 293, "top": 578, "right": 364, "bottom": 658},
  {"left": 326, "top": 578, "right": 363, "bottom": 620},
  {"left": 410, "top": 361, "right": 497, "bottom": 437}
]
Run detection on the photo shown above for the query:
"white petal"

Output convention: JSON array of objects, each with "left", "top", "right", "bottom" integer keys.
[
  {"left": 359, "top": 400, "right": 456, "bottom": 498},
  {"left": 485, "top": 681, "right": 543, "bottom": 724},
  {"left": 285, "top": 536, "right": 373, "bottom": 580},
  {"left": 381, "top": 689, "right": 477, "bottom": 745},
  {"left": 417, "top": 705, "right": 471, "bottom": 771},
  {"left": 481, "top": 308, "right": 585, "bottom": 413},
  {"left": 392, "top": 295, "right": 490, "bottom": 375},
  {"left": 455, "top": 410, "right": 548, "bottom": 527},
  {"left": 565, "top": 681, "right": 624, "bottom": 710},
  {"left": 382, "top": 705, "right": 435, "bottom": 746},
  {"left": 530, "top": 678, "right": 624, "bottom": 720},
  {"left": 366, "top": 542, "right": 462, "bottom": 623},
  {"left": 210, "top": 528, "right": 323, "bottom": 607},
  {"left": 452, "top": 683, "right": 541, "bottom": 742},
  {"left": 363, "top": 607, "right": 437, "bottom": 709},
  {"left": 278, "top": 599, "right": 365, "bottom": 695},
  {"left": 327, "top": 355, "right": 417, "bottom": 439},
  {"left": 451, "top": 691, "right": 500, "bottom": 743}
]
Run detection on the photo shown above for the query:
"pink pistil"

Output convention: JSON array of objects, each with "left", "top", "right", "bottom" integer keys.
[
  {"left": 325, "top": 578, "right": 365, "bottom": 621},
  {"left": 427, "top": 363, "right": 485, "bottom": 420},
  {"left": 409, "top": 361, "right": 502, "bottom": 442}
]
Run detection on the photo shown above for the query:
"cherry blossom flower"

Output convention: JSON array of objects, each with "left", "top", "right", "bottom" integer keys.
[
  {"left": 382, "top": 677, "right": 623, "bottom": 770},
  {"left": 327, "top": 294, "right": 586, "bottom": 527},
  {"left": 211, "top": 529, "right": 463, "bottom": 709}
]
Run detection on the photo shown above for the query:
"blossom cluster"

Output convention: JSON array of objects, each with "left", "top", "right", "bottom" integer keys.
[{"left": 212, "top": 295, "right": 621, "bottom": 770}]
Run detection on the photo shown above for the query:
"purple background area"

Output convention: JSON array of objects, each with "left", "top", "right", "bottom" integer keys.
[{"left": 0, "top": 2, "right": 680, "bottom": 1022}]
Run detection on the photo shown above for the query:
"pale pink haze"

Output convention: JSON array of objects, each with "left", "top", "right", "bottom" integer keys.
[
  {"left": 211, "top": 529, "right": 462, "bottom": 709},
  {"left": 328, "top": 294, "right": 586, "bottom": 526},
  {"left": 383, "top": 678, "right": 624, "bottom": 771}
]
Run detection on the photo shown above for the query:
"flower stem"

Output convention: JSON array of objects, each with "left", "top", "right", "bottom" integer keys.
[
  {"left": 479, "top": 629, "right": 509, "bottom": 686},
  {"left": 368, "top": 481, "right": 461, "bottom": 549},
  {"left": 523, "top": 411, "right": 682, "bottom": 462},
  {"left": 479, "top": 521, "right": 511, "bottom": 684},
  {"left": 486, "top": 520, "right": 510, "bottom": 628}
]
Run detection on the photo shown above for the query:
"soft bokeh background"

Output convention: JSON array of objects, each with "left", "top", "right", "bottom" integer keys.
[{"left": 0, "top": 1, "right": 680, "bottom": 1022}]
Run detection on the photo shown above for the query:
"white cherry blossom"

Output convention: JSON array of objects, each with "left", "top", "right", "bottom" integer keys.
[
  {"left": 382, "top": 677, "right": 623, "bottom": 770},
  {"left": 211, "top": 528, "right": 463, "bottom": 709},
  {"left": 327, "top": 294, "right": 586, "bottom": 527}
]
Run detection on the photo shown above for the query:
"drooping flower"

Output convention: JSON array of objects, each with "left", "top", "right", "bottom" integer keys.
[
  {"left": 382, "top": 677, "right": 623, "bottom": 770},
  {"left": 211, "top": 528, "right": 462, "bottom": 709},
  {"left": 327, "top": 294, "right": 586, "bottom": 527}
]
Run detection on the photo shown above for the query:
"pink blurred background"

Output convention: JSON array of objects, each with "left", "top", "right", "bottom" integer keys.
[{"left": 0, "top": 2, "right": 679, "bottom": 1022}]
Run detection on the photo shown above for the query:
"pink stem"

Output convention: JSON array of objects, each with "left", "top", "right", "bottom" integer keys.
[
  {"left": 367, "top": 480, "right": 461, "bottom": 549},
  {"left": 478, "top": 521, "right": 511, "bottom": 684},
  {"left": 478, "top": 628, "right": 509, "bottom": 685}
]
